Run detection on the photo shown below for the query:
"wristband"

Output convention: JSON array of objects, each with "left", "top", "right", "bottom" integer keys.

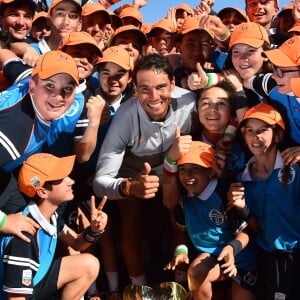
[
  {"left": 224, "top": 120, "right": 239, "bottom": 140},
  {"left": 165, "top": 153, "right": 177, "bottom": 165},
  {"left": 174, "top": 244, "right": 188, "bottom": 257},
  {"left": 0, "top": 211, "right": 7, "bottom": 231},
  {"left": 238, "top": 205, "right": 251, "bottom": 220},
  {"left": 83, "top": 226, "right": 105, "bottom": 243},
  {"left": 164, "top": 154, "right": 178, "bottom": 175},
  {"left": 216, "top": 27, "right": 230, "bottom": 41},
  {"left": 227, "top": 240, "right": 243, "bottom": 256},
  {"left": 204, "top": 73, "right": 219, "bottom": 89}
]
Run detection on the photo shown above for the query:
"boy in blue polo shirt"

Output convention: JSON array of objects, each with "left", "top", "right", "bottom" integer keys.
[{"left": 1, "top": 153, "right": 108, "bottom": 299}]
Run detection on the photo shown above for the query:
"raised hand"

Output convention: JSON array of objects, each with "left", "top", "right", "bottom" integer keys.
[
  {"left": 187, "top": 62, "right": 208, "bottom": 90},
  {"left": 86, "top": 95, "right": 106, "bottom": 127},
  {"left": 167, "top": 126, "right": 192, "bottom": 161},
  {"left": 90, "top": 195, "right": 108, "bottom": 233}
]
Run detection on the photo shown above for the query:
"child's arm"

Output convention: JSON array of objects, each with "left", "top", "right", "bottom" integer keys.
[
  {"left": 164, "top": 244, "right": 189, "bottom": 271},
  {"left": 217, "top": 230, "right": 249, "bottom": 277},
  {"left": 163, "top": 126, "right": 192, "bottom": 209},
  {"left": 73, "top": 95, "right": 106, "bottom": 163},
  {"left": 60, "top": 196, "right": 108, "bottom": 251}
]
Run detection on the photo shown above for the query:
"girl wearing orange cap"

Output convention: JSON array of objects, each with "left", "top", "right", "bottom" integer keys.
[
  {"left": 163, "top": 139, "right": 257, "bottom": 300},
  {"left": 229, "top": 103, "right": 300, "bottom": 300}
]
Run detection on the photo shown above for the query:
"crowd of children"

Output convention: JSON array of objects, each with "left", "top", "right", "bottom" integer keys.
[{"left": 0, "top": 0, "right": 300, "bottom": 299}]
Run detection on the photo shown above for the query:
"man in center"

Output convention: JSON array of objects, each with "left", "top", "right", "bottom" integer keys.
[{"left": 93, "top": 54, "right": 197, "bottom": 285}]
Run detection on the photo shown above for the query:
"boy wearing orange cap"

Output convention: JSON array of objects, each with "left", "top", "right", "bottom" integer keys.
[
  {"left": 229, "top": 103, "right": 300, "bottom": 300},
  {"left": 163, "top": 140, "right": 257, "bottom": 300},
  {"left": 0, "top": 153, "right": 107, "bottom": 299},
  {"left": 71, "top": 46, "right": 133, "bottom": 298},
  {"left": 30, "top": 0, "right": 82, "bottom": 55},
  {"left": 30, "top": 11, "right": 51, "bottom": 41},
  {"left": 0, "top": 51, "right": 78, "bottom": 238},
  {"left": 147, "top": 18, "right": 177, "bottom": 56},
  {"left": 81, "top": 2, "right": 112, "bottom": 50}
]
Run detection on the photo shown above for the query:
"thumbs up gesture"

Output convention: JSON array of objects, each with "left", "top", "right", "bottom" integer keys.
[
  {"left": 167, "top": 126, "right": 192, "bottom": 162},
  {"left": 187, "top": 62, "right": 208, "bottom": 91},
  {"left": 125, "top": 162, "right": 160, "bottom": 199}
]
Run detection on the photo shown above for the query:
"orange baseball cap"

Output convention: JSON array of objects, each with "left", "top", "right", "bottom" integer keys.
[
  {"left": 291, "top": 78, "right": 300, "bottom": 97},
  {"left": 32, "top": 11, "right": 48, "bottom": 25},
  {"left": 141, "top": 23, "right": 152, "bottom": 35},
  {"left": 97, "top": 46, "right": 134, "bottom": 71},
  {"left": 82, "top": 2, "right": 111, "bottom": 23},
  {"left": 31, "top": 50, "right": 79, "bottom": 84},
  {"left": 240, "top": 103, "right": 285, "bottom": 130},
  {"left": 110, "top": 25, "right": 148, "bottom": 46},
  {"left": 119, "top": 5, "right": 143, "bottom": 24},
  {"left": 178, "top": 141, "right": 214, "bottom": 168},
  {"left": 175, "top": 3, "right": 194, "bottom": 15},
  {"left": 179, "top": 17, "right": 214, "bottom": 39},
  {"left": 18, "top": 153, "right": 76, "bottom": 197},
  {"left": 263, "top": 36, "right": 300, "bottom": 67},
  {"left": 59, "top": 31, "right": 102, "bottom": 57},
  {"left": 49, "top": 0, "right": 82, "bottom": 14},
  {"left": 288, "top": 20, "right": 300, "bottom": 34},
  {"left": 229, "top": 22, "right": 270, "bottom": 49},
  {"left": 149, "top": 18, "right": 176, "bottom": 35},
  {"left": 217, "top": 7, "right": 248, "bottom": 23}
]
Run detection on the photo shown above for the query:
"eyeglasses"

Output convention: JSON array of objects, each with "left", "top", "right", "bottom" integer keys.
[{"left": 272, "top": 65, "right": 300, "bottom": 78}]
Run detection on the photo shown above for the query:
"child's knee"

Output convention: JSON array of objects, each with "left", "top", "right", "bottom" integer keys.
[{"left": 81, "top": 253, "right": 100, "bottom": 279}]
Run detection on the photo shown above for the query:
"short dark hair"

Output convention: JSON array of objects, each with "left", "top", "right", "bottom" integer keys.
[
  {"left": 0, "top": 0, "right": 36, "bottom": 16},
  {"left": 132, "top": 53, "right": 173, "bottom": 85}
]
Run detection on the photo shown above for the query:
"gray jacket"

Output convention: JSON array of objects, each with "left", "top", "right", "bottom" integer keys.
[{"left": 93, "top": 86, "right": 197, "bottom": 199}]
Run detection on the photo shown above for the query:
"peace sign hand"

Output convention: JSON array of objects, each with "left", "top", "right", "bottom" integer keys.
[{"left": 90, "top": 195, "right": 108, "bottom": 233}]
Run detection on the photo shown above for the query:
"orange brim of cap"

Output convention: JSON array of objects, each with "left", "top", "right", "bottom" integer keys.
[
  {"left": 231, "top": 37, "right": 264, "bottom": 49},
  {"left": 263, "top": 48, "right": 298, "bottom": 67}
]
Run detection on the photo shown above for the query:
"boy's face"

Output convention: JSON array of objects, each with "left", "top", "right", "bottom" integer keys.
[
  {"left": 150, "top": 29, "right": 173, "bottom": 56},
  {"left": 271, "top": 65, "right": 300, "bottom": 94},
  {"left": 99, "top": 62, "right": 131, "bottom": 101},
  {"left": 178, "top": 163, "right": 211, "bottom": 195},
  {"left": 112, "top": 31, "right": 142, "bottom": 64},
  {"left": 29, "top": 73, "right": 76, "bottom": 121},
  {"left": 135, "top": 68, "right": 174, "bottom": 122},
  {"left": 231, "top": 44, "right": 265, "bottom": 80},
  {"left": 242, "top": 118, "right": 276, "bottom": 156},
  {"left": 49, "top": 2, "right": 81, "bottom": 39},
  {"left": 178, "top": 31, "right": 215, "bottom": 71},
  {"left": 198, "top": 87, "right": 232, "bottom": 135},
  {"left": 0, "top": 5, "right": 34, "bottom": 41},
  {"left": 246, "top": 0, "right": 278, "bottom": 29},
  {"left": 42, "top": 177, "right": 75, "bottom": 204},
  {"left": 82, "top": 12, "right": 109, "bottom": 44},
  {"left": 31, "top": 18, "right": 51, "bottom": 41},
  {"left": 63, "top": 45, "right": 98, "bottom": 80}
]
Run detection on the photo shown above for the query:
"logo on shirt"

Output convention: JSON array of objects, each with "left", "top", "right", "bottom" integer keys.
[
  {"left": 22, "top": 269, "right": 32, "bottom": 286},
  {"left": 278, "top": 166, "right": 296, "bottom": 184},
  {"left": 209, "top": 209, "right": 224, "bottom": 225}
]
